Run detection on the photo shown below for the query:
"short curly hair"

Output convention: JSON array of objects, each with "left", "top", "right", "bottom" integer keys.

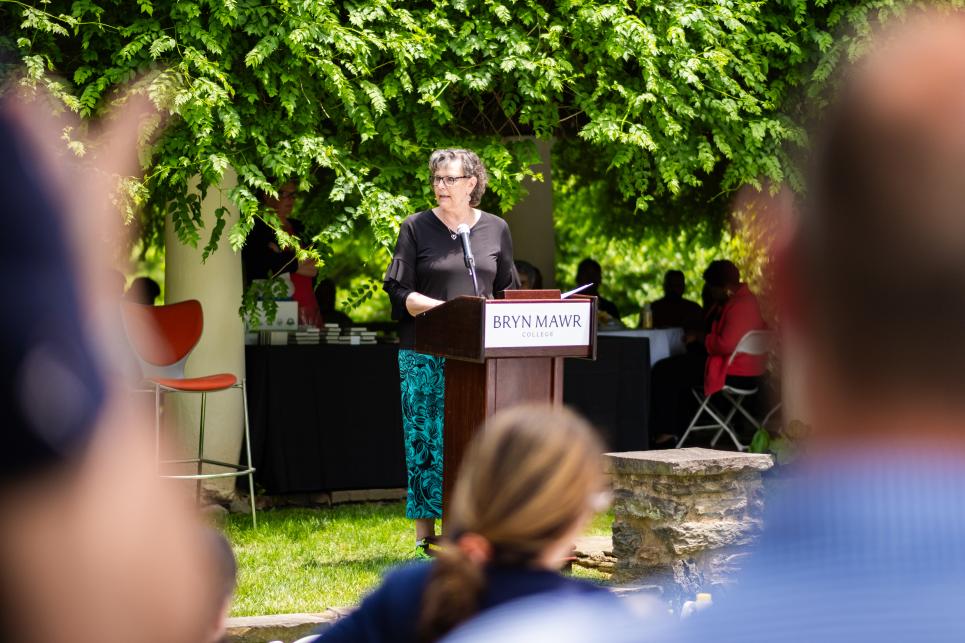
[{"left": 429, "top": 148, "right": 488, "bottom": 207}]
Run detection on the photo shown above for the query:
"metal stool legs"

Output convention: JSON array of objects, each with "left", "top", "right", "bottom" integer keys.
[
  {"left": 197, "top": 391, "right": 206, "bottom": 503},
  {"left": 153, "top": 381, "right": 257, "bottom": 527},
  {"left": 241, "top": 380, "right": 257, "bottom": 526}
]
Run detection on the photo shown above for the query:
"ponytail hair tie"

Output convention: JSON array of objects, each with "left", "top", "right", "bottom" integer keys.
[{"left": 456, "top": 532, "right": 492, "bottom": 565}]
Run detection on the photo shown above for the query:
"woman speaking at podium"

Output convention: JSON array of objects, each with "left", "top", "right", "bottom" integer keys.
[{"left": 383, "top": 148, "right": 519, "bottom": 552}]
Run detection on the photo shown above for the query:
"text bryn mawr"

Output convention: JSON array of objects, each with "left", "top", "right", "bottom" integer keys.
[{"left": 491, "top": 314, "right": 583, "bottom": 330}]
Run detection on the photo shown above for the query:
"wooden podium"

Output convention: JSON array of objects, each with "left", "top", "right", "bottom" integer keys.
[{"left": 414, "top": 290, "right": 597, "bottom": 517}]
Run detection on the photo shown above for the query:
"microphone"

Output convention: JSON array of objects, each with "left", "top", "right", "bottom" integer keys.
[
  {"left": 456, "top": 223, "right": 480, "bottom": 297},
  {"left": 456, "top": 224, "right": 474, "bottom": 268}
]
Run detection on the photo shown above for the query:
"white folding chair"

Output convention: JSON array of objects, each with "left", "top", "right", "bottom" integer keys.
[{"left": 676, "top": 330, "right": 775, "bottom": 451}]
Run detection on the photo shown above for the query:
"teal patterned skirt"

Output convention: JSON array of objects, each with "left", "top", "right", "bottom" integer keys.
[{"left": 398, "top": 349, "right": 445, "bottom": 519}]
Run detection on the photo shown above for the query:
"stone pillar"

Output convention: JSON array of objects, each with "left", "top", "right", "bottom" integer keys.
[
  {"left": 504, "top": 139, "right": 556, "bottom": 287},
  {"left": 164, "top": 170, "right": 246, "bottom": 498},
  {"left": 605, "top": 448, "right": 773, "bottom": 603}
]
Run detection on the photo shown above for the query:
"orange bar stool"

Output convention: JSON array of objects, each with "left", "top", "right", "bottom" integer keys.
[{"left": 121, "top": 299, "right": 257, "bottom": 527}]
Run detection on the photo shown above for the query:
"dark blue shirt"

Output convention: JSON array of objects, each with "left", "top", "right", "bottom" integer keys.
[
  {"left": 317, "top": 562, "right": 611, "bottom": 643},
  {"left": 0, "top": 114, "right": 105, "bottom": 483}
]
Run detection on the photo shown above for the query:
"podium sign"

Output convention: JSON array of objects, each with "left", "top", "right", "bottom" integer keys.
[
  {"left": 484, "top": 300, "right": 592, "bottom": 349},
  {"left": 414, "top": 293, "right": 597, "bottom": 526}
]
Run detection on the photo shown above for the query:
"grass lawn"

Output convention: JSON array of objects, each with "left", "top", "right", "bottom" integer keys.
[{"left": 223, "top": 502, "right": 613, "bottom": 617}]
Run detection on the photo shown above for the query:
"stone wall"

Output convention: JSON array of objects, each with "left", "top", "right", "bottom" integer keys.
[{"left": 604, "top": 448, "right": 773, "bottom": 604}]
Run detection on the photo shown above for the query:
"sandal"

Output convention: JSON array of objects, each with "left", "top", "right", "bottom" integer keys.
[{"left": 415, "top": 535, "right": 442, "bottom": 558}]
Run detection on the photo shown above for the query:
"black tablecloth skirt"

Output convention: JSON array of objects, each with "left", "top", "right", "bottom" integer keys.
[
  {"left": 564, "top": 335, "right": 651, "bottom": 452},
  {"left": 245, "top": 344, "right": 406, "bottom": 494},
  {"left": 244, "top": 335, "right": 651, "bottom": 494}
]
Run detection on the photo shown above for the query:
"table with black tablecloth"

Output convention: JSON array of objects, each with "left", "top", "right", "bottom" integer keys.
[{"left": 244, "top": 334, "right": 652, "bottom": 494}]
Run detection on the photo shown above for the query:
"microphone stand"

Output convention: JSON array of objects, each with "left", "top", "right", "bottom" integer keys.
[{"left": 456, "top": 224, "right": 481, "bottom": 297}]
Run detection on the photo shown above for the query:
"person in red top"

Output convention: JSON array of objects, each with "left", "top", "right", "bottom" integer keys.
[
  {"left": 650, "top": 260, "right": 767, "bottom": 446},
  {"left": 702, "top": 265, "right": 767, "bottom": 396}
]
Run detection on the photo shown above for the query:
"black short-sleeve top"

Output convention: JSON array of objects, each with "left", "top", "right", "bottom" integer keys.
[{"left": 383, "top": 209, "right": 519, "bottom": 348}]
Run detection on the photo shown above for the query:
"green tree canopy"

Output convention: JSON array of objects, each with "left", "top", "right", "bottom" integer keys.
[{"left": 2, "top": 0, "right": 912, "bottom": 267}]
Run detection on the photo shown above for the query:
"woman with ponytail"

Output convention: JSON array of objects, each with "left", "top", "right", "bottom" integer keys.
[{"left": 317, "top": 404, "right": 615, "bottom": 643}]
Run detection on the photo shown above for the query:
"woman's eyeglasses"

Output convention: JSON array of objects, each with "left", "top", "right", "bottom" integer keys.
[{"left": 431, "top": 175, "right": 471, "bottom": 187}]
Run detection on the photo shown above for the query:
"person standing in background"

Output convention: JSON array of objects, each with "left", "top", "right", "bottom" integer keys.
[
  {"left": 383, "top": 148, "right": 518, "bottom": 552},
  {"left": 242, "top": 181, "right": 322, "bottom": 327}
]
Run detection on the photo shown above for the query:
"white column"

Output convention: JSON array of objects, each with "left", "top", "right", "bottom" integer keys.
[
  {"left": 163, "top": 169, "right": 246, "bottom": 498},
  {"left": 504, "top": 139, "right": 556, "bottom": 287}
]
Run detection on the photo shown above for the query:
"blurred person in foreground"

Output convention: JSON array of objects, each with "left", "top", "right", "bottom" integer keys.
[
  {"left": 442, "top": 9, "right": 965, "bottom": 643},
  {"left": 315, "top": 404, "right": 618, "bottom": 643},
  {"left": 652, "top": 10, "right": 965, "bottom": 638},
  {"left": 0, "top": 85, "right": 218, "bottom": 642}
]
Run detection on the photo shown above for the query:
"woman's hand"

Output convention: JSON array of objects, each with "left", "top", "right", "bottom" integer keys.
[{"left": 405, "top": 292, "right": 445, "bottom": 315}]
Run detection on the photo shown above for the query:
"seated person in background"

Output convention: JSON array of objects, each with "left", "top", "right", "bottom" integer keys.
[
  {"left": 650, "top": 270, "right": 703, "bottom": 331},
  {"left": 314, "top": 278, "right": 353, "bottom": 327},
  {"left": 124, "top": 276, "right": 161, "bottom": 305},
  {"left": 702, "top": 261, "right": 767, "bottom": 397},
  {"left": 699, "top": 260, "right": 733, "bottom": 334},
  {"left": 650, "top": 260, "right": 766, "bottom": 445},
  {"left": 514, "top": 259, "right": 544, "bottom": 290},
  {"left": 316, "top": 404, "right": 617, "bottom": 643},
  {"left": 576, "top": 258, "right": 620, "bottom": 320}
]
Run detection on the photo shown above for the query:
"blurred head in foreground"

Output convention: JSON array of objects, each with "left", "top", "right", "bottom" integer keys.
[
  {"left": 793, "top": 8, "right": 965, "bottom": 446},
  {"left": 418, "top": 404, "right": 607, "bottom": 642}
]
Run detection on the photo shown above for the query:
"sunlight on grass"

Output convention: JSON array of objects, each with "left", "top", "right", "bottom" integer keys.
[{"left": 224, "top": 502, "right": 614, "bottom": 616}]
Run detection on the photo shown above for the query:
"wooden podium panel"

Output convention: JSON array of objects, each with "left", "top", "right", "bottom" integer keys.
[
  {"left": 442, "top": 357, "right": 564, "bottom": 515},
  {"left": 415, "top": 292, "right": 595, "bottom": 525}
]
